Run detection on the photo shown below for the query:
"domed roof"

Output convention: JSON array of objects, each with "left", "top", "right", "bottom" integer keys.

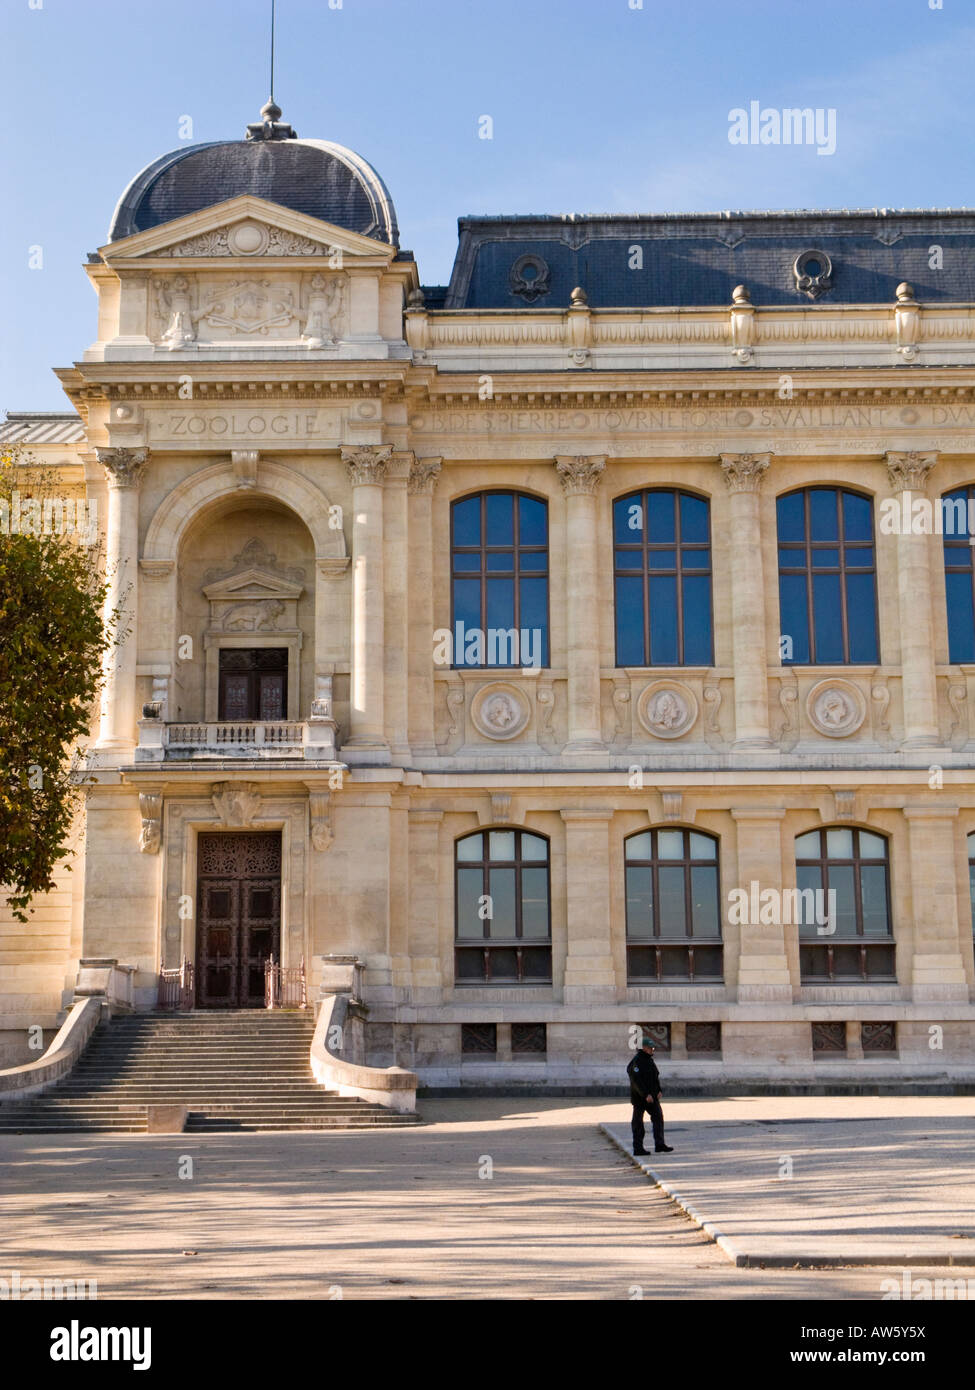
[{"left": 108, "top": 105, "right": 398, "bottom": 246}]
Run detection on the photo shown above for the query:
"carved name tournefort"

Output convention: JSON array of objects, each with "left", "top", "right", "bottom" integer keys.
[{"left": 5, "top": 96, "right": 975, "bottom": 1110}]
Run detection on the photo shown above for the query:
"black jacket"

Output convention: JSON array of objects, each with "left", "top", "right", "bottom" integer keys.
[{"left": 627, "top": 1050, "right": 661, "bottom": 1103}]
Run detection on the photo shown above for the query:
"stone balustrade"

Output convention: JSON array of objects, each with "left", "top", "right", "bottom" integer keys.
[{"left": 135, "top": 719, "right": 336, "bottom": 761}]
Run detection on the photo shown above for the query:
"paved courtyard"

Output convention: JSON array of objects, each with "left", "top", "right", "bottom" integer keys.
[{"left": 0, "top": 1097, "right": 971, "bottom": 1299}]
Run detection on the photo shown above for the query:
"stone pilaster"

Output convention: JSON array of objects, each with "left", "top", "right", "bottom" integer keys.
[
  {"left": 730, "top": 807, "right": 793, "bottom": 1001},
  {"left": 720, "top": 454, "right": 772, "bottom": 748},
  {"left": 94, "top": 447, "right": 147, "bottom": 754},
  {"left": 384, "top": 453, "right": 412, "bottom": 762},
  {"left": 904, "top": 806, "right": 969, "bottom": 1002},
  {"left": 554, "top": 456, "right": 606, "bottom": 752},
  {"left": 408, "top": 809, "right": 444, "bottom": 1000},
  {"left": 407, "top": 457, "right": 441, "bottom": 757},
  {"left": 342, "top": 445, "right": 392, "bottom": 758},
  {"left": 560, "top": 808, "right": 616, "bottom": 1001},
  {"left": 886, "top": 452, "right": 940, "bottom": 747}
]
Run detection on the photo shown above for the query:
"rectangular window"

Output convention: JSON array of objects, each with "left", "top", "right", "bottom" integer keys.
[
  {"left": 452, "top": 492, "right": 549, "bottom": 668},
  {"left": 512, "top": 1023, "right": 546, "bottom": 1054},
  {"left": 461, "top": 1023, "right": 497, "bottom": 1055}
]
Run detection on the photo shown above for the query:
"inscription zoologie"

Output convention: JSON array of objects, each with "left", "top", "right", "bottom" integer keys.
[{"left": 151, "top": 411, "right": 336, "bottom": 440}]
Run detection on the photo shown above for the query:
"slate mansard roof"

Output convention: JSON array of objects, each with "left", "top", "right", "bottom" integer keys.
[
  {"left": 108, "top": 137, "right": 399, "bottom": 247},
  {"left": 439, "top": 209, "right": 975, "bottom": 310},
  {"left": 0, "top": 413, "right": 86, "bottom": 445}
]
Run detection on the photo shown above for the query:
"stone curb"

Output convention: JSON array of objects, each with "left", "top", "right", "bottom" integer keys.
[
  {"left": 599, "top": 1123, "right": 975, "bottom": 1269},
  {"left": 600, "top": 1123, "right": 748, "bottom": 1266}
]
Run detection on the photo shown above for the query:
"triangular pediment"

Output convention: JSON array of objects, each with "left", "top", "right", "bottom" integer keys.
[
  {"left": 203, "top": 567, "right": 304, "bottom": 603},
  {"left": 99, "top": 196, "right": 396, "bottom": 265}
]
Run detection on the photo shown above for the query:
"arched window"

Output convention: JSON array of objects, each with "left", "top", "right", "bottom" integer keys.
[
  {"left": 451, "top": 492, "right": 548, "bottom": 667},
  {"left": 795, "top": 827, "right": 894, "bottom": 982},
  {"left": 455, "top": 829, "right": 551, "bottom": 983},
  {"left": 942, "top": 486, "right": 975, "bottom": 663},
  {"left": 624, "top": 828, "right": 722, "bottom": 982},
  {"left": 777, "top": 488, "right": 879, "bottom": 664},
  {"left": 613, "top": 489, "right": 713, "bottom": 666},
  {"left": 967, "top": 832, "right": 975, "bottom": 932}
]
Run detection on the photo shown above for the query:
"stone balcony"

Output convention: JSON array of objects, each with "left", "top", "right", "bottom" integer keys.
[{"left": 134, "top": 710, "right": 337, "bottom": 762}]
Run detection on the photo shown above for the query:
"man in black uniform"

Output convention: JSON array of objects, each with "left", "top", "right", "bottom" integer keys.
[{"left": 627, "top": 1037, "right": 673, "bottom": 1156}]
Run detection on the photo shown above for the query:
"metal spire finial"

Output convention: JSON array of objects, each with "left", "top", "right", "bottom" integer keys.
[{"left": 245, "top": 0, "right": 297, "bottom": 140}]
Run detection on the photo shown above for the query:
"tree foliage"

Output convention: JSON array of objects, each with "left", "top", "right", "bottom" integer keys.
[{"left": 0, "top": 449, "right": 114, "bottom": 920}]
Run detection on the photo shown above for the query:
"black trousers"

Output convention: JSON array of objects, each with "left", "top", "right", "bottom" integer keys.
[{"left": 631, "top": 1094, "right": 665, "bottom": 1150}]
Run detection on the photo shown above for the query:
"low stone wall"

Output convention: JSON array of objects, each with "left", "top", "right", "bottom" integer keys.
[
  {"left": 0, "top": 997, "right": 103, "bottom": 1100},
  {"left": 311, "top": 992, "right": 417, "bottom": 1113}
]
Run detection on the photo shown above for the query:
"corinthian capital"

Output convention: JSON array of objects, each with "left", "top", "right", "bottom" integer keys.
[
  {"left": 96, "top": 447, "right": 149, "bottom": 489},
  {"left": 886, "top": 450, "right": 938, "bottom": 494},
  {"left": 719, "top": 452, "right": 771, "bottom": 494},
  {"left": 408, "top": 456, "right": 442, "bottom": 496},
  {"left": 554, "top": 455, "right": 606, "bottom": 497},
  {"left": 342, "top": 445, "right": 392, "bottom": 487}
]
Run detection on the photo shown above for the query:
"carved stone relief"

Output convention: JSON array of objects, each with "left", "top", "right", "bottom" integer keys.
[
  {"left": 138, "top": 792, "right": 162, "bottom": 854},
  {"left": 636, "top": 681, "right": 698, "bottom": 739},
  {"left": 156, "top": 220, "right": 336, "bottom": 257},
  {"left": 211, "top": 781, "right": 263, "bottom": 826},
  {"left": 471, "top": 684, "right": 531, "bottom": 741},
  {"left": 806, "top": 680, "right": 867, "bottom": 738}
]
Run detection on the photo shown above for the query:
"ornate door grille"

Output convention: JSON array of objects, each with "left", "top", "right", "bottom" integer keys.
[{"left": 196, "top": 832, "right": 282, "bottom": 1009}]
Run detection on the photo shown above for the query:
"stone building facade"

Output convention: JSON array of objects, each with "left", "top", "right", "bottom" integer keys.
[{"left": 4, "top": 103, "right": 975, "bottom": 1085}]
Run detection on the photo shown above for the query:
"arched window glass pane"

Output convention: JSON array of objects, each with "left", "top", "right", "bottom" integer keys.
[
  {"left": 454, "top": 830, "right": 551, "bottom": 983},
  {"left": 626, "top": 832, "right": 653, "bottom": 860},
  {"left": 451, "top": 492, "right": 549, "bottom": 668},
  {"left": 456, "top": 870, "right": 483, "bottom": 937},
  {"left": 521, "top": 832, "right": 548, "bottom": 861},
  {"left": 656, "top": 830, "right": 684, "bottom": 859},
  {"left": 614, "top": 489, "right": 713, "bottom": 667},
  {"left": 795, "top": 827, "right": 892, "bottom": 982},
  {"left": 486, "top": 869, "right": 516, "bottom": 936},
  {"left": 624, "top": 829, "right": 723, "bottom": 983},
  {"left": 688, "top": 832, "right": 717, "bottom": 860},
  {"left": 488, "top": 830, "right": 515, "bottom": 859},
  {"left": 777, "top": 488, "right": 879, "bottom": 665}
]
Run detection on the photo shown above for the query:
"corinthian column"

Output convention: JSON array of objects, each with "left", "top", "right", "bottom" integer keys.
[
  {"left": 95, "top": 448, "right": 147, "bottom": 754},
  {"left": 343, "top": 445, "right": 392, "bottom": 756},
  {"left": 719, "top": 453, "right": 772, "bottom": 748},
  {"left": 554, "top": 455, "right": 606, "bottom": 752},
  {"left": 886, "top": 452, "right": 940, "bottom": 747},
  {"left": 407, "top": 457, "right": 441, "bottom": 757}
]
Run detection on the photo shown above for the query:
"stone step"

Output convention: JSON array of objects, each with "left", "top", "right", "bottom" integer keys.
[{"left": 4, "top": 1014, "right": 416, "bottom": 1134}]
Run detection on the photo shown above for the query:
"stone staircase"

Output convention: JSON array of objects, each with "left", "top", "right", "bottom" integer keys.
[{"left": 0, "top": 1011, "right": 421, "bottom": 1133}]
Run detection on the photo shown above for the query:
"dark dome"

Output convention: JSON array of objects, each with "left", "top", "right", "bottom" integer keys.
[{"left": 108, "top": 136, "right": 398, "bottom": 246}]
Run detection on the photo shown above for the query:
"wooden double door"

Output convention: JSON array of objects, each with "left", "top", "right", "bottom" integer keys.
[{"left": 196, "top": 832, "right": 281, "bottom": 1008}]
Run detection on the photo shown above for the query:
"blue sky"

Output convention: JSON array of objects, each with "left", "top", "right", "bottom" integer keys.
[{"left": 2, "top": 0, "right": 974, "bottom": 409}]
